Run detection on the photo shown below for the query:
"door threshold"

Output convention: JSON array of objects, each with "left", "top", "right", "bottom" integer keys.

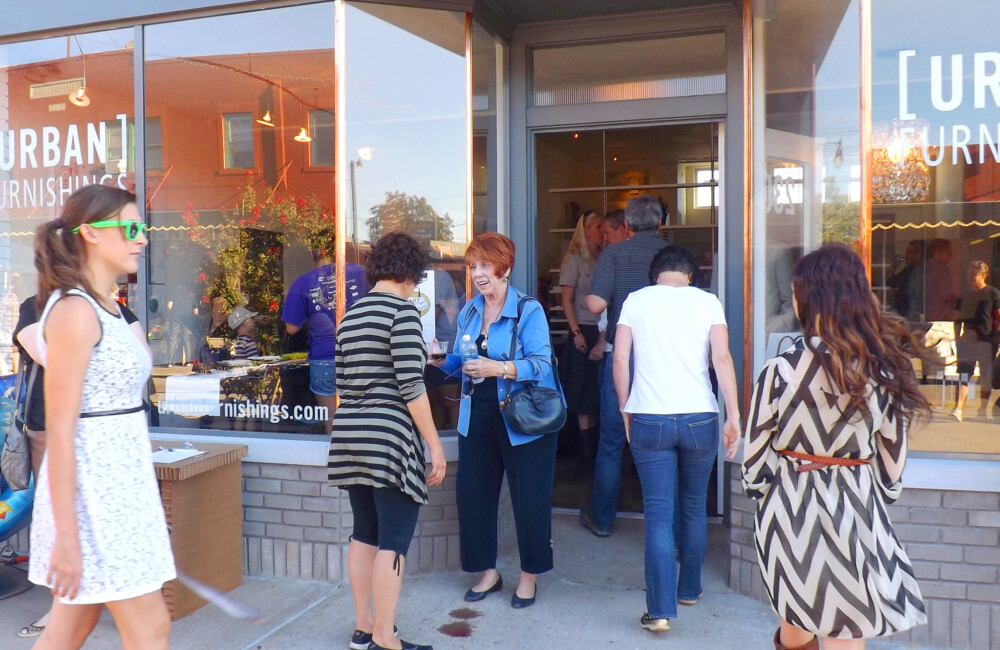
[{"left": 551, "top": 507, "right": 724, "bottom": 525}]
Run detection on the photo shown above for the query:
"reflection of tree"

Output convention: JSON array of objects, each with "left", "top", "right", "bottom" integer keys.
[
  {"left": 821, "top": 185, "right": 861, "bottom": 253},
  {"left": 165, "top": 179, "right": 337, "bottom": 355},
  {"left": 366, "top": 191, "right": 455, "bottom": 243}
]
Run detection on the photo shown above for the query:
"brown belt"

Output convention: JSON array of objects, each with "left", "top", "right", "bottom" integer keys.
[{"left": 779, "top": 449, "right": 871, "bottom": 473}]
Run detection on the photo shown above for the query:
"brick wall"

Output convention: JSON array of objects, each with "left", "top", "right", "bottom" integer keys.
[
  {"left": 726, "top": 463, "right": 1000, "bottom": 649},
  {"left": 240, "top": 461, "right": 463, "bottom": 582}
]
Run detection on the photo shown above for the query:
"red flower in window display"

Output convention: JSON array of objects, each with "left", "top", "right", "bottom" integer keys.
[{"left": 269, "top": 300, "right": 279, "bottom": 312}]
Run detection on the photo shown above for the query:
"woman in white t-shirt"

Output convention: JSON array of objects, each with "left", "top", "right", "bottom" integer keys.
[{"left": 613, "top": 245, "right": 741, "bottom": 634}]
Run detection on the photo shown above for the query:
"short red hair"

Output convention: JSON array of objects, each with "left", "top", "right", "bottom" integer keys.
[{"left": 465, "top": 232, "right": 515, "bottom": 278}]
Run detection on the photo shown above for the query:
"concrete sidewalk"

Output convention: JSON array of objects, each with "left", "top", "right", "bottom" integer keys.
[{"left": 3, "top": 513, "right": 937, "bottom": 649}]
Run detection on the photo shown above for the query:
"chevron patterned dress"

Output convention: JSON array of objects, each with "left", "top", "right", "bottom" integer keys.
[{"left": 742, "top": 347, "right": 927, "bottom": 639}]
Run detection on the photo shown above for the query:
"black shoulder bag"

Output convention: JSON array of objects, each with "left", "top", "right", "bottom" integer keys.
[{"left": 499, "top": 296, "right": 567, "bottom": 436}]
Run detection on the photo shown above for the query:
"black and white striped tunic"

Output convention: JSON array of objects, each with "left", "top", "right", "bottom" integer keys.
[
  {"left": 328, "top": 292, "right": 429, "bottom": 504},
  {"left": 743, "top": 346, "right": 926, "bottom": 639}
]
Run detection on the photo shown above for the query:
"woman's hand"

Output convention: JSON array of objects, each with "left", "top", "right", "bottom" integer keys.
[
  {"left": 588, "top": 342, "right": 604, "bottom": 361},
  {"left": 427, "top": 444, "right": 447, "bottom": 486},
  {"left": 462, "top": 358, "right": 504, "bottom": 379},
  {"left": 723, "top": 417, "right": 741, "bottom": 460},
  {"left": 47, "top": 534, "right": 82, "bottom": 600},
  {"left": 573, "top": 331, "right": 587, "bottom": 353}
]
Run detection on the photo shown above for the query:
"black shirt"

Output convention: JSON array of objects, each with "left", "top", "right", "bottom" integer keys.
[{"left": 13, "top": 295, "right": 139, "bottom": 431}]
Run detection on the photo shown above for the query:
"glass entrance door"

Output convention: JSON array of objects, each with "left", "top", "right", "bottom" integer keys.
[{"left": 535, "top": 122, "right": 722, "bottom": 514}]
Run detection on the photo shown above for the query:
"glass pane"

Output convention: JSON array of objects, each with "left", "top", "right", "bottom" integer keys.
[
  {"left": 0, "top": 29, "right": 135, "bottom": 374},
  {"left": 308, "top": 109, "right": 334, "bottom": 167},
  {"left": 751, "top": 0, "right": 861, "bottom": 373},
  {"left": 472, "top": 18, "right": 501, "bottom": 237},
  {"left": 532, "top": 32, "right": 725, "bottom": 107},
  {"left": 223, "top": 113, "right": 255, "bottom": 169},
  {"left": 871, "top": 0, "right": 1000, "bottom": 453},
  {"left": 346, "top": 4, "right": 468, "bottom": 432},
  {"left": 535, "top": 124, "right": 720, "bottom": 512},
  {"left": 144, "top": 4, "right": 336, "bottom": 435}
]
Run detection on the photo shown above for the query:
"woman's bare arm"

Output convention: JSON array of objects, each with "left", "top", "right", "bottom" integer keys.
[{"left": 43, "top": 296, "right": 101, "bottom": 600}]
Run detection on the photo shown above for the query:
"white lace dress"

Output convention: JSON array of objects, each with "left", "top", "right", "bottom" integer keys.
[{"left": 29, "top": 289, "right": 175, "bottom": 604}]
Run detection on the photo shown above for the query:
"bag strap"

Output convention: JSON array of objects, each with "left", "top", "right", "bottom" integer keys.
[
  {"left": 15, "top": 362, "right": 38, "bottom": 432},
  {"left": 506, "top": 295, "right": 564, "bottom": 395},
  {"left": 12, "top": 363, "right": 25, "bottom": 425}
]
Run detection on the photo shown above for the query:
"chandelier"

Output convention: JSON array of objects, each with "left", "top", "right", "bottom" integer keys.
[{"left": 871, "top": 119, "right": 930, "bottom": 204}]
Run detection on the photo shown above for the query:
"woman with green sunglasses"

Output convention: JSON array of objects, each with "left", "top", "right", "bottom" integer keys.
[{"left": 32, "top": 184, "right": 172, "bottom": 650}]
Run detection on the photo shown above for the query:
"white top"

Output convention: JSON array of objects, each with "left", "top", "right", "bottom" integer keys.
[{"left": 617, "top": 285, "right": 726, "bottom": 415}]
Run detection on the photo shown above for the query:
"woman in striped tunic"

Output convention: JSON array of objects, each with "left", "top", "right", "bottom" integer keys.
[
  {"left": 743, "top": 245, "right": 929, "bottom": 650},
  {"left": 329, "top": 232, "right": 446, "bottom": 650}
]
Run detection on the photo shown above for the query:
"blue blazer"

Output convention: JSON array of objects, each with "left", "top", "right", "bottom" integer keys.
[{"left": 439, "top": 287, "right": 564, "bottom": 446}]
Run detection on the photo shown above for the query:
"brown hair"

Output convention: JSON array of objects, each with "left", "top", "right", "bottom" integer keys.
[
  {"left": 792, "top": 244, "right": 930, "bottom": 427},
  {"left": 465, "top": 232, "right": 515, "bottom": 278},
  {"left": 35, "top": 184, "right": 136, "bottom": 306}
]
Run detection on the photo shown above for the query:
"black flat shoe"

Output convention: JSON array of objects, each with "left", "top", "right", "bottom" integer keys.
[
  {"left": 464, "top": 574, "right": 503, "bottom": 602},
  {"left": 511, "top": 585, "right": 536, "bottom": 609}
]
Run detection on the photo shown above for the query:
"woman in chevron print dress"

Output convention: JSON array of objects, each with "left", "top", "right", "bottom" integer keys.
[{"left": 743, "top": 245, "right": 928, "bottom": 650}]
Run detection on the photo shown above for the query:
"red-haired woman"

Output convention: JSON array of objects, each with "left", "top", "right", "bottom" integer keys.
[
  {"left": 743, "top": 244, "right": 928, "bottom": 650},
  {"left": 432, "top": 232, "right": 563, "bottom": 609},
  {"left": 30, "top": 184, "right": 174, "bottom": 649}
]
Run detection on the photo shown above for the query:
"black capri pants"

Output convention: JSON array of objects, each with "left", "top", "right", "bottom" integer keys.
[
  {"left": 457, "top": 391, "right": 559, "bottom": 575},
  {"left": 345, "top": 485, "right": 421, "bottom": 556}
]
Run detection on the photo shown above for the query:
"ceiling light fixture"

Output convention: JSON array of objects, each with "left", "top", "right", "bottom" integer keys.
[
  {"left": 67, "top": 36, "right": 90, "bottom": 107},
  {"left": 294, "top": 100, "right": 312, "bottom": 143},
  {"left": 256, "top": 83, "right": 275, "bottom": 127}
]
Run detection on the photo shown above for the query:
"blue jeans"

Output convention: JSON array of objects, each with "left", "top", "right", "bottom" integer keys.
[
  {"left": 629, "top": 412, "right": 718, "bottom": 619},
  {"left": 583, "top": 354, "right": 630, "bottom": 531},
  {"left": 309, "top": 359, "right": 337, "bottom": 396}
]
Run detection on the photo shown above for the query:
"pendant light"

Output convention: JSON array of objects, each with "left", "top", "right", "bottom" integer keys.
[
  {"left": 294, "top": 101, "right": 311, "bottom": 143},
  {"left": 256, "top": 83, "right": 275, "bottom": 127},
  {"left": 68, "top": 36, "right": 90, "bottom": 107}
]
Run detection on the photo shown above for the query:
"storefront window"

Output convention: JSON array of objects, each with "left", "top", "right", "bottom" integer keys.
[
  {"left": 472, "top": 18, "right": 503, "bottom": 237},
  {"left": 750, "top": 0, "right": 861, "bottom": 369},
  {"left": 345, "top": 4, "right": 469, "bottom": 432},
  {"left": 871, "top": 0, "right": 1000, "bottom": 453},
  {"left": 0, "top": 29, "right": 135, "bottom": 373},
  {"left": 144, "top": 4, "right": 336, "bottom": 435}
]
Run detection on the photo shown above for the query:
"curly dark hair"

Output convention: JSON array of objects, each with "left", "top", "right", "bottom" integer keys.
[
  {"left": 792, "top": 244, "right": 930, "bottom": 428},
  {"left": 365, "top": 232, "right": 427, "bottom": 286}
]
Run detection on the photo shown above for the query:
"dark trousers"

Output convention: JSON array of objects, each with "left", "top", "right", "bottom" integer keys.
[{"left": 457, "top": 400, "right": 558, "bottom": 575}]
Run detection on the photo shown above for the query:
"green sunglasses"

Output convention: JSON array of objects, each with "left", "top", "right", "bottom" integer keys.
[{"left": 73, "top": 220, "right": 149, "bottom": 241}]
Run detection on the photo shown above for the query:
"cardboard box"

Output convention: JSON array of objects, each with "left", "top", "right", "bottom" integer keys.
[{"left": 152, "top": 441, "right": 248, "bottom": 620}]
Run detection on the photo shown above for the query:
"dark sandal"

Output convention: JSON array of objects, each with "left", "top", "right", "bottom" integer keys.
[{"left": 17, "top": 623, "right": 45, "bottom": 639}]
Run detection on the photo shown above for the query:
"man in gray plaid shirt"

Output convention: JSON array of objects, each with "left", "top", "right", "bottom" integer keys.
[{"left": 579, "top": 194, "right": 666, "bottom": 537}]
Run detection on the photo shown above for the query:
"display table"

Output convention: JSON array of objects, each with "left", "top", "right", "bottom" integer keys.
[{"left": 151, "top": 440, "right": 248, "bottom": 620}]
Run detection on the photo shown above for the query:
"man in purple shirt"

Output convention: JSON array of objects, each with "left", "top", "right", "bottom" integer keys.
[{"left": 281, "top": 237, "right": 369, "bottom": 433}]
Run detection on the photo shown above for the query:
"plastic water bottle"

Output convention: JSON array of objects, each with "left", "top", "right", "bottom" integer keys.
[{"left": 459, "top": 334, "right": 484, "bottom": 384}]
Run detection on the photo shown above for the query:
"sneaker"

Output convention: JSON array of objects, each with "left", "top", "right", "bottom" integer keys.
[
  {"left": 640, "top": 614, "right": 670, "bottom": 632},
  {"left": 578, "top": 509, "right": 612, "bottom": 537},
  {"left": 350, "top": 626, "right": 398, "bottom": 650},
  {"left": 951, "top": 408, "right": 963, "bottom": 422},
  {"left": 678, "top": 591, "right": 703, "bottom": 606}
]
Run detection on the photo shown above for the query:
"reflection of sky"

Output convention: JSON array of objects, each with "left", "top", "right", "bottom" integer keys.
[
  {"left": 814, "top": 0, "right": 860, "bottom": 188},
  {"left": 145, "top": 4, "right": 333, "bottom": 58},
  {"left": 0, "top": 29, "right": 133, "bottom": 65},
  {"left": 872, "top": 0, "right": 1000, "bottom": 139},
  {"left": 345, "top": 5, "right": 467, "bottom": 242}
]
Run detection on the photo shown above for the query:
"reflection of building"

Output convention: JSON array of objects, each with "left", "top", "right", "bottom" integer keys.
[{"left": 3, "top": 2, "right": 999, "bottom": 643}]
